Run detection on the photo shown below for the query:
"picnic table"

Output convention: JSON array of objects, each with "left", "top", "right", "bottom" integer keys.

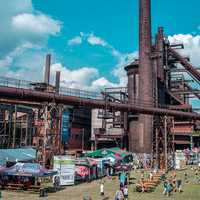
[{"left": 0, "top": 183, "right": 41, "bottom": 191}]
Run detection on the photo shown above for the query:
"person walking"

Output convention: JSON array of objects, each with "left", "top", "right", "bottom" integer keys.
[
  {"left": 149, "top": 171, "right": 153, "bottom": 181},
  {"left": 100, "top": 182, "right": 104, "bottom": 196},
  {"left": 163, "top": 181, "right": 168, "bottom": 195},
  {"left": 120, "top": 171, "right": 126, "bottom": 188},
  {"left": 176, "top": 179, "right": 182, "bottom": 193}
]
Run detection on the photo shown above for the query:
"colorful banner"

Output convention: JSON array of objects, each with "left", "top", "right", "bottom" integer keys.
[
  {"left": 61, "top": 110, "right": 70, "bottom": 143},
  {"left": 53, "top": 156, "right": 75, "bottom": 186}
]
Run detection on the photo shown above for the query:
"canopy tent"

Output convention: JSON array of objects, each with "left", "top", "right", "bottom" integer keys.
[
  {"left": 104, "top": 154, "right": 122, "bottom": 164},
  {"left": 0, "top": 148, "right": 36, "bottom": 165},
  {"left": 75, "top": 157, "right": 98, "bottom": 167},
  {"left": 109, "top": 148, "right": 132, "bottom": 158},
  {"left": 86, "top": 148, "right": 132, "bottom": 160},
  {"left": 0, "top": 163, "right": 57, "bottom": 177}
]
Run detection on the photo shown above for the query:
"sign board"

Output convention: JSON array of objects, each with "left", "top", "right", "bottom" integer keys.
[
  {"left": 61, "top": 111, "right": 70, "bottom": 143},
  {"left": 175, "top": 151, "right": 186, "bottom": 170},
  {"left": 53, "top": 156, "right": 75, "bottom": 186}
]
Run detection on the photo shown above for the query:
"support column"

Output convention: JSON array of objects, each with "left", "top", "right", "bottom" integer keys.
[
  {"left": 25, "top": 115, "right": 29, "bottom": 146},
  {"left": 164, "top": 116, "right": 168, "bottom": 171},
  {"left": 12, "top": 105, "right": 17, "bottom": 148},
  {"left": 43, "top": 105, "right": 48, "bottom": 167}
]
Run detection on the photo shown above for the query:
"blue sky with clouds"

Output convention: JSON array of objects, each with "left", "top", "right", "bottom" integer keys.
[{"left": 0, "top": 0, "right": 200, "bottom": 109}]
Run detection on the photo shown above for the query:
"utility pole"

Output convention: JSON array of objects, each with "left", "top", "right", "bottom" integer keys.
[
  {"left": 25, "top": 115, "right": 28, "bottom": 146},
  {"left": 12, "top": 105, "right": 17, "bottom": 148},
  {"left": 82, "top": 128, "right": 84, "bottom": 151},
  {"left": 20, "top": 117, "right": 23, "bottom": 147},
  {"left": 164, "top": 116, "right": 168, "bottom": 171},
  {"left": 43, "top": 105, "right": 48, "bottom": 167}
]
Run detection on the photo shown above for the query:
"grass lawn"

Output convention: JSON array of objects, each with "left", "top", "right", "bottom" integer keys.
[{"left": 1, "top": 167, "right": 200, "bottom": 200}]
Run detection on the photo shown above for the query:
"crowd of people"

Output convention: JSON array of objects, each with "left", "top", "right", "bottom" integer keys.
[
  {"left": 162, "top": 172, "right": 182, "bottom": 197},
  {"left": 99, "top": 170, "right": 129, "bottom": 200},
  {"left": 82, "top": 162, "right": 200, "bottom": 200}
]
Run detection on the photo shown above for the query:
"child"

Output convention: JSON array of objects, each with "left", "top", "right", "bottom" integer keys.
[
  {"left": 123, "top": 186, "right": 128, "bottom": 200},
  {"left": 163, "top": 181, "right": 168, "bottom": 195},
  {"left": 100, "top": 182, "right": 104, "bottom": 196},
  {"left": 166, "top": 180, "right": 173, "bottom": 197},
  {"left": 176, "top": 179, "right": 182, "bottom": 193},
  {"left": 149, "top": 171, "right": 153, "bottom": 181}
]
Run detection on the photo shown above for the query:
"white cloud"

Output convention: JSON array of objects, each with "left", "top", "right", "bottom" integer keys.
[
  {"left": 12, "top": 13, "right": 61, "bottom": 36},
  {"left": 50, "top": 63, "right": 121, "bottom": 91},
  {"left": 68, "top": 36, "right": 82, "bottom": 46},
  {"left": 0, "top": 42, "right": 37, "bottom": 70},
  {"left": 92, "top": 77, "right": 117, "bottom": 88},
  {"left": 87, "top": 33, "right": 107, "bottom": 46},
  {"left": 0, "top": 0, "right": 62, "bottom": 83},
  {"left": 66, "top": 32, "right": 138, "bottom": 88},
  {"left": 113, "top": 51, "right": 138, "bottom": 86},
  {"left": 0, "top": 56, "right": 13, "bottom": 69},
  {"left": 0, "top": 0, "right": 62, "bottom": 59},
  {"left": 51, "top": 63, "right": 99, "bottom": 89},
  {"left": 168, "top": 34, "right": 200, "bottom": 66},
  {"left": 67, "top": 32, "right": 108, "bottom": 47}
]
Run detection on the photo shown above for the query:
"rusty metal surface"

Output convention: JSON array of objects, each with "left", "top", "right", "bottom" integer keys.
[
  {"left": 125, "top": 63, "right": 139, "bottom": 102},
  {"left": 0, "top": 86, "right": 199, "bottom": 119},
  {"left": 44, "top": 54, "right": 51, "bottom": 84},
  {"left": 55, "top": 71, "right": 60, "bottom": 93},
  {"left": 169, "top": 48, "right": 200, "bottom": 82},
  {"left": 137, "top": 0, "right": 153, "bottom": 153},
  {"left": 156, "top": 27, "right": 165, "bottom": 81}
]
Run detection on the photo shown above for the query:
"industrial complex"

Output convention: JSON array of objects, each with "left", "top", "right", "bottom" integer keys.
[{"left": 0, "top": 0, "right": 200, "bottom": 172}]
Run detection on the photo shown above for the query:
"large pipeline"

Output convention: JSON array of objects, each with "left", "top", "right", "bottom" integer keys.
[
  {"left": 0, "top": 86, "right": 199, "bottom": 120},
  {"left": 169, "top": 48, "right": 200, "bottom": 82}
]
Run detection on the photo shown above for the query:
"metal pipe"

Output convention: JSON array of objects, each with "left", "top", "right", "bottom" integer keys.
[
  {"left": 44, "top": 54, "right": 51, "bottom": 84},
  {"left": 0, "top": 86, "right": 199, "bottom": 119},
  {"left": 55, "top": 71, "right": 60, "bottom": 93},
  {"left": 12, "top": 105, "right": 17, "bottom": 148},
  {"left": 164, "top": 116, "right": 168, "bottom": 171}
]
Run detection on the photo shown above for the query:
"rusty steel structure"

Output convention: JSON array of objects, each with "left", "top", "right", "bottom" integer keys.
[
  {"left": 44, "top": 54, "right": 51, "bottom": 85},
  {"left": 0, "top": 86, "right": 199, "bottom": 119},
  {"left": 135, "top": 0, "right": 153, "bottom": 153}
]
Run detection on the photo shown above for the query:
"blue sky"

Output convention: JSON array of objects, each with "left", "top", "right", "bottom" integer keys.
[
  {"left": 33, "top": 0, "right": 200, "bottom": 82},
  {"left": 0, "top": 0, "right": 200, "bottom": 110}
]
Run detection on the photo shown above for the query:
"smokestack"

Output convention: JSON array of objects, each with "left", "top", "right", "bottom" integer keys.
[
  {"left": 55, "top": 71, "right": 60, "bottom": 93},
  {"left": 44, "top": 54, "right": 51, "bottom": 84},
  {"left": 135, "top": 0, "right": 153, "bottom": 153}
]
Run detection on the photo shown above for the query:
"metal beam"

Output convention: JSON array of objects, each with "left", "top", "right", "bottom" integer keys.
[
  {"left": 0, "top": 86, "right": 200, "bottom": 119},
  {"left": 169, "top": 48, "right": 200, "bottom": 83}
]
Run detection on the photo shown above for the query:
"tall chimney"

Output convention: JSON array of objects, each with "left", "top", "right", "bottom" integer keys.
[
  {"left": 136, "top": 0, "right": 153, "bottom": 153},
  {"left": 55, "top": 71, "right": 60, "bottom": 93},
  {"left": 44, "top": 54, "right": 51, "bottom": 84}
]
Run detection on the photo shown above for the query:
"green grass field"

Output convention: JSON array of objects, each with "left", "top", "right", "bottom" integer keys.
[{"left": 1, "top": 167, "right": 200, "bottom": 200}]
